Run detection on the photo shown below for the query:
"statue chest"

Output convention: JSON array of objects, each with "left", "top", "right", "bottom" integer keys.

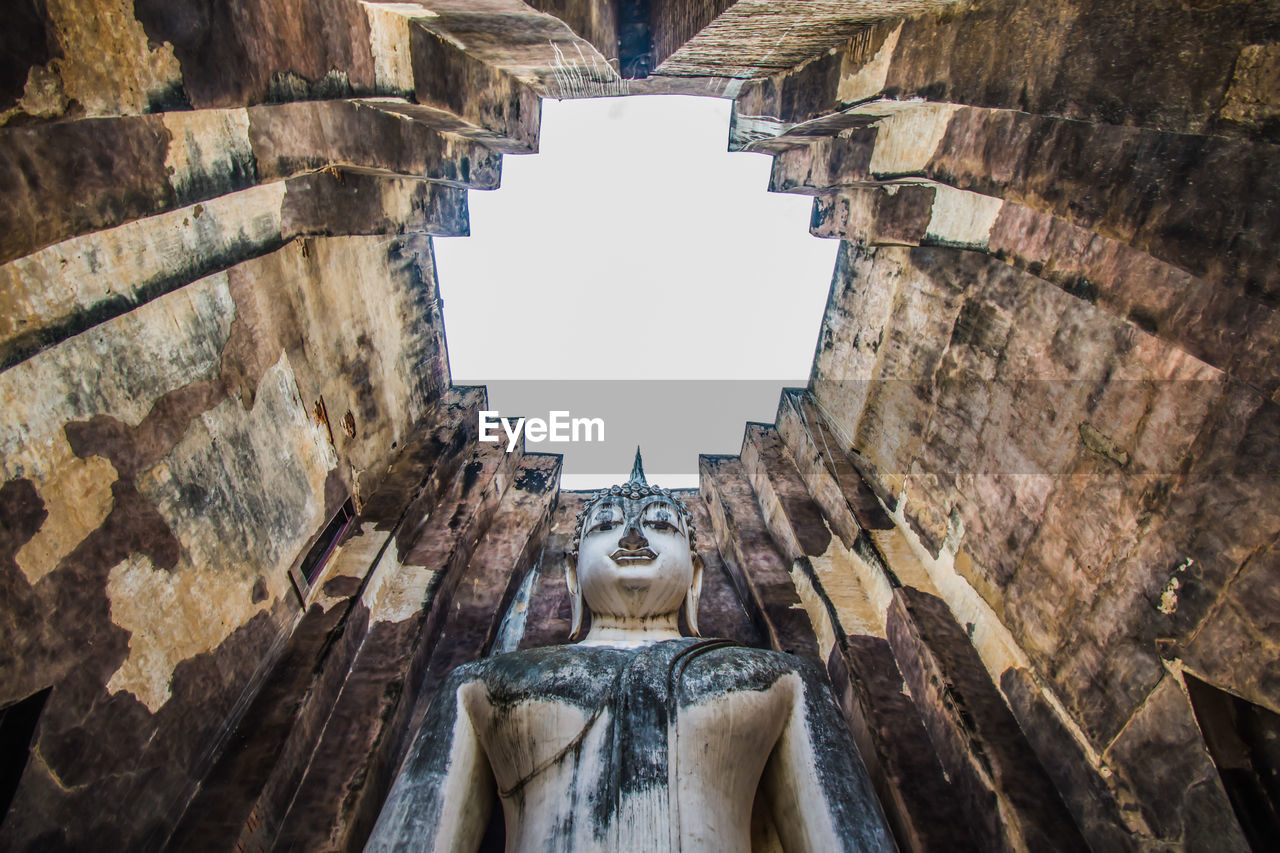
[{"left": 459, "top": 667, "right": 795, "bottom": 852}]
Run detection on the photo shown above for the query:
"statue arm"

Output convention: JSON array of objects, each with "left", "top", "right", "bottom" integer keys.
[
  {"left": 365, "top": 668, "right": 495, "bottom": 853},
  {"left": 761, "top": 664, "right": 898, "bottom": 853}
]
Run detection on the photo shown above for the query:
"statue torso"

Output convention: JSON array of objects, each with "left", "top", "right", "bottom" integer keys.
[
  {"left": 458, "top": 640, "right": 814, "bottom": 852},
  {"left": 367, "top": 639, "right": 896, "bottom": 853}
]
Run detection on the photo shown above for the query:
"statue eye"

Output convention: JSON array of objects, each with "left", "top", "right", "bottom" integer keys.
[
  {"left": 645, "top": 519, "right": 675, "bottom": 531},
  {"left": 591, "top": 518, "right": 619, "bottom": 532}
]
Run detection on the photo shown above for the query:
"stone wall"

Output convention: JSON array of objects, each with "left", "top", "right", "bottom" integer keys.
[
  {"left": 740, "top": 3, "right": 1276, "bottom": 841},
  {"left": 1, "top": 2, "right": 527, "bottom": 847},
  {"left": 0, "top": 232, "right": 450, "bottom": 848},
  {"left": 728, "top": 1, "right": 1278, "bottom": 846}
]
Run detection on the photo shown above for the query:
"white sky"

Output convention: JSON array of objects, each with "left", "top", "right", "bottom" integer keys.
[{"left": 433, "top": 95, "right": 838, "bottom": 489}]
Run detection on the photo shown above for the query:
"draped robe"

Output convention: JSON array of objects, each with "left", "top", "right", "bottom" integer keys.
[{"left": 367, "top": 638, "right": 897, "bottom": 852}]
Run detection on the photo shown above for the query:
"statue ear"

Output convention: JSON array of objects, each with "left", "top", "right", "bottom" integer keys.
[
  {"left": 684, "top": 553, "right": 704, "bottom": 637},
  {"left": 565, "top": 552, "right": 584, "bottom": 641}
]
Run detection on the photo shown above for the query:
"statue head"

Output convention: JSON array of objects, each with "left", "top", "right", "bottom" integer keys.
[{"left": 565, "top": 449, "right": 703, "bottom": 640}]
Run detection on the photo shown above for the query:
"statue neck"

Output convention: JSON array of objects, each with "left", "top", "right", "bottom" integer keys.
[{"left": 579, "top": 612, "right": 683, "bottom": 648}]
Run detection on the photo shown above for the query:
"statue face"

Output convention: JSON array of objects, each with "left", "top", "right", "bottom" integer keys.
[{"left": 575, "top": 496, "right": 696, "bottom": 620}]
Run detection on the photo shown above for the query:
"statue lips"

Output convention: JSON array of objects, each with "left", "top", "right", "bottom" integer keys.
[{"left": 610, "top": 547, "right": 657, "bottom": 565}]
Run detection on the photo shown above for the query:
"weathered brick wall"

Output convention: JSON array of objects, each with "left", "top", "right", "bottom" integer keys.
[
  {"left": 0, "top": 2, "right": 535, "bottom": 847},
  {"left": 0, "top": 232, "right": 451, "bottom": 849},
  {"left": 730, "top": 0, "right": 1280, "bottom": 847}
]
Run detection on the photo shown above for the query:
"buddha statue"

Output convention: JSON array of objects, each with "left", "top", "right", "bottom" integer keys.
[{"left": 366, "top": 452, "right": 897, "bottom": 852}]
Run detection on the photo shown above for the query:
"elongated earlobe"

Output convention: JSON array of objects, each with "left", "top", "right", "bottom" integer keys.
[
  {"left": 684, "top": 554, "right": 704, "bottom": 637},
  {"left": 565, "top": 555, "right": 584, "bottom": 641}
]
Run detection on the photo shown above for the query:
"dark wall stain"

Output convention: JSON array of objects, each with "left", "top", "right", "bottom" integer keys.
[
  {"left": 0, "top": 0, "right": 57, "bottom": 111},
  {"left": 0, "top": 115, "right": 173, "bottom": 265},
  {"left": 747, "top": 424, "right": 833, "bottom": 560},
  {"left": 133, "top": 0, "right": 376, "bottom": 108},
  {"left": 133, "top": 0, "right": 212, "bottom": 52},
  {"left": 834, "top": 634, "right": 982, "bottom": 851},
  {"left": 1000, "top": 666, "right": 1137, "bottom": 849},
  {"left": 164, "top": 595, "right": 357, "bottom": 852},
  {"left": 0, "top": 479, "right": 49, "bottom": 702},
  {"left": 935, "top": 107, "right": 1280, "bottom": 314},
  {"left": 3, "top": 603, "right": 293, "bottom": 852},
  {"left": 364, "top": 431, "right": 450, "bottom": 531},
  {"left": 949, "top": 298, "right": 1010, "bottom": 358},
  {"left": 1, "top": 135, "right": 454, "bottom": 852},
  {"left": 322, "top": 575, "right": 362, "bottom": 598},
  {"left": 888, "top": 588, "right": 1089, "bottom": 850},
  {"left": 0, "top": 686, "right": 51, "bottom": 830},
  {"left": 78, "top": 481, "right": 182, "bottom": 572},
  {"left": 65, "top": 380, "right": 223, "bottom": 480},
  {"left": 59, "top": 239, "right": 305, "bottom": 488},
  {"left": 246, "top": 100, "right": 502, "bottom": 189},
  {"left": 0, "top": 479, "right": 47, "bottom": 572},
  {"left": 2, "top": 238, "right": 343, "bottom": 847},
  {"left": 514, "top": 464, "right": 552, "bottom": 493},
  {"left": 883, "top": 0, "right": 1269, "bottom": 138},
  {"left": 783, "top": 494, "right": 832, "bottom": 558},
  {"left": 345, "top": 335, "right": 378, "bottom": 425},
  {"left": 701, "top": 455, "right": 822, "bottom": 661},
  {"left": 877, "top": 184, "right": 934, "bottom": 245},
  {"left": 222, "top": 266, "right": 297, "bottom": 409},
  {"left": 461, "top": 459, "right": 484, "bottom": 496},
  {"left": 694, "top": 551, "right": 767, "bottom": 648}
]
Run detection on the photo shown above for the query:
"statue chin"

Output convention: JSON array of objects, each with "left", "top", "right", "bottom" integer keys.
[
  {"left": 365, "top": 459, "right": 898, "bottom": 852},
  {"left": 575, "top": 556, "right": 694, "bottom": 632}
]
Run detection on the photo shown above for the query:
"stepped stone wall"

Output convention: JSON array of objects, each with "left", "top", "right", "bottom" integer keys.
[{"left": 1, "top": 0, "right": 1277, "bottom": 851}]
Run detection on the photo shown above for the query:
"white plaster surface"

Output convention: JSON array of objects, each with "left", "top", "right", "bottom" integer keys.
[
  {"left": 105, "top": 552, "right": 273, "bottom": 712},
  {"left": 925, "top": 183, "right": 1004, "bottom": 248},
  {"left": 361, "top": 3, "right": 433, "bottom": 94},
  {"left": 162, "top": 108, "right": 253, "bottom": 194},
  {"left": 0, "top": 183, "right": 285, "bottom": 348},
  {"left": 110, "top": 355, "right": 332, "bottom": 711},
  {"left": 15, "top": 455, "right": 116, "bottom": 584},
  {"left": 837, "top": 23, "right": 902, "bottom": 105},
  {"left": 859, "top": 101, "right": 960, "bottom": 176}
]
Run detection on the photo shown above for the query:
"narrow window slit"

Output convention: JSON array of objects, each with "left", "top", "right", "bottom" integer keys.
[{"left": 290, "top": 498, "right": 357, "bottom": 600}]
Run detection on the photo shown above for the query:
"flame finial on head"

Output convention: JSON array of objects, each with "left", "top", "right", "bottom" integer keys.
[
  {"left": 629, "top": 446, "right": 647, "bottom": 486},
  {"left": 570, "top": 448, "right": 696, "bottom": 555}
]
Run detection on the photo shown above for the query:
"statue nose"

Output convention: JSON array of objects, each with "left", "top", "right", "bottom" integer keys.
[{"left": 618, "top": 523, "right": 648, "bottom": 551}]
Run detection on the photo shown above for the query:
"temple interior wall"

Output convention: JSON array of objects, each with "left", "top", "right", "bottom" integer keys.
[{"left": 1, "top": 0, "right": 1277, "bottom": 850}]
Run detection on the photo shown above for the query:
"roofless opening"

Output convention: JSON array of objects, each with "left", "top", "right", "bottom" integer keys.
[
  {"left": 1185, "top": 674, "right": 1280, "bottom": 850},
  {"left": 434, "top": 95, "right": 836, "bottom": 489},
  {"left": 0, "top": 687, "right": 50, "bottom": 826}
]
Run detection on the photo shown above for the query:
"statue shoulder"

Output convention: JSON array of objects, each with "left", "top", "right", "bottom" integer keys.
[
  {"left": 678, "top": 643, "right": 829, "bottom": 700},
  {"left": 446, "top": 644, "right": 635, "bottom": 711}
]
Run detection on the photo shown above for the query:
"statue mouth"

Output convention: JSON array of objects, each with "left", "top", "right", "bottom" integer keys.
[{"left": 610, "top": 548, "right": 657, "bottom": 564}]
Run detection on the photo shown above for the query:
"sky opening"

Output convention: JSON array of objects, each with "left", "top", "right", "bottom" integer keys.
[{"left": 433, "top": 95, "right": 838, "bottom": 489}]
